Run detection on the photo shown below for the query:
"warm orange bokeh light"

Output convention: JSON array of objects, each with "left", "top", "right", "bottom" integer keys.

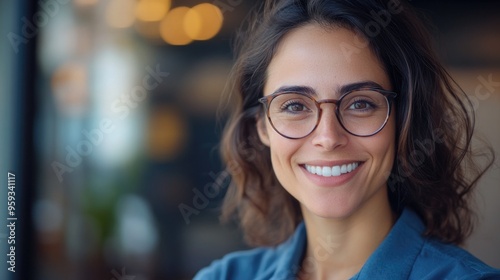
[
  {"left": 160, "top": 7, "right": 193, "bottom": 45},
  {"left": 184, "top": 3, "right": 223, "bottom": 41},
  {"left": 147, "top": 107, "right": 188, "bottom": 160},
  {"left": 136, "top": 0, "right": 171, "bottom": 22}
]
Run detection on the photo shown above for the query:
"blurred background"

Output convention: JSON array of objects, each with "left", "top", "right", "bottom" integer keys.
[{"left": 0, "top": 0, "right": 499, "bottom": 279}]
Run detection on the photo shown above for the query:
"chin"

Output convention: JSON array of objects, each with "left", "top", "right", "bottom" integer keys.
[{"left": 302, "top": 197, "right": 360, "bottom": 220}]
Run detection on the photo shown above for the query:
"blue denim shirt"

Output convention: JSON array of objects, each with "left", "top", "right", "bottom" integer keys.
[{"left": 194, "top": 209, "right": 500, "bottom": 279}]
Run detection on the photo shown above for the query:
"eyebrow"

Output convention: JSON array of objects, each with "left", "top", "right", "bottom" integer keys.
[
  {"left": 340, "top": 81, "right": 385, "bottom": 93},
  {"left": 271, "top": 81, "right": 386, "bottom": 97}
]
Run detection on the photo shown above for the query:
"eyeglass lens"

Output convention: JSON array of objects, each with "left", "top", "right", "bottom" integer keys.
[{"left": 266, "top": 90, "right": 391, "bottom": 138}]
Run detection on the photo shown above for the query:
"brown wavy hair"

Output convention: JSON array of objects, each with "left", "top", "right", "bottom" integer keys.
[{"left": 219, "top": 0, "right": 494, "bottom": 246}]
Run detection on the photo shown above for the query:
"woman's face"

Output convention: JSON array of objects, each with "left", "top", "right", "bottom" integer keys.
[{"left": 257, "top": 24, "right": 396, "bottom": 219}]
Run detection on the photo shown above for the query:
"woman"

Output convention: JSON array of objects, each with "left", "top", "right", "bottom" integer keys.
[{"left": 195, "top": 0, "right": 499, "bottom": 279}]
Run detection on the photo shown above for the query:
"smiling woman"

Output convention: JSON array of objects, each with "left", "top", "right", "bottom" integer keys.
[
  {"left": 194, "top": 0, "right": 500, "bottom": 279},
  {"left": 256, "top": 26, "right": 397, "bottom": 229}
]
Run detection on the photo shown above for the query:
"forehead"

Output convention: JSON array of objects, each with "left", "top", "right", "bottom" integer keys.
[{"left": 264, "top": 24, "right": 391, "bottom": 96}]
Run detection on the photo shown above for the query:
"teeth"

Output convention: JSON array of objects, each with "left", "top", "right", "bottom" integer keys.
[
  {"left": 332, "top": 166, "right": 341, "bottom": 176},
  {"left": 340, "top": 165, "right": 347, "bottom": 174},
  {"left": 305, "top": 162, "right": 359, "bottom": 177},
  {"left": 322, "top": 166, "right": 332, "bottom": 176}
]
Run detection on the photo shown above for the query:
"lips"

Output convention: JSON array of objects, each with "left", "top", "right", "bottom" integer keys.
[{"left": 304, "top": 162, "right": 360, "bottom": 177}]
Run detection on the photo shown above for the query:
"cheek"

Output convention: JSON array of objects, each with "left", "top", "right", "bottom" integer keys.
[
  {"left": 268, "top": 134, "right": 293, "bottom": 163},
  {"left": 267, "top": 132, "right": 302, "bottom": 176},
  {"left": 372, "top": 118, "right": 396, "bottom": 170}
]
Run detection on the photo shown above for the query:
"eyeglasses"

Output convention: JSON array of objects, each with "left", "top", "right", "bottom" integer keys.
[{"left": 258, "top": 88, "right": 397, "bottom": 139}]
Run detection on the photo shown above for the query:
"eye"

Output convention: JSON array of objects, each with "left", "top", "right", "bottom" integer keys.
[
  {"left": 271, "top": 93, "right": 315, "bottom": 116},
  {"left": 284, "top": 102, "right": 306, "bottom": 112},
  {"left": 280, "top": 100, "right": 310, "bottom": 113},
  {"left": 348, "top": 99, "right": 376, "bottom": 111}
]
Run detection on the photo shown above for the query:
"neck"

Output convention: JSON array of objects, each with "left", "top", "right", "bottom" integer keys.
[{"left": 298, "top": 188, "right": 396, "bottom": 280}]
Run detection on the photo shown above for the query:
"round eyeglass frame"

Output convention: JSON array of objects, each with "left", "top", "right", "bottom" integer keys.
[{"left": 258, "top": 88, "right": 397, "bottom": 139}]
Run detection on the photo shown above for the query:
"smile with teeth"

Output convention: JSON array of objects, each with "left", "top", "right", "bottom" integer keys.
[{"left": 305, "top": 162, "right": 360, "bottom": 177}]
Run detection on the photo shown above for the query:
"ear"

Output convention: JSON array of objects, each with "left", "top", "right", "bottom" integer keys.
[{"left": 256, "top": 116, "right": 270, "bottom": 147}]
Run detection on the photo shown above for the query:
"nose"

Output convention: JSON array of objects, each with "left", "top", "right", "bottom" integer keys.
[{"left": 310, "top": 104, "right": 348, "bottom": 150}]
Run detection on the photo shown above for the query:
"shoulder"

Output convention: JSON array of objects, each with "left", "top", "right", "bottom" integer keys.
[
  {"left": 359, "top": 208, "right": 500, "bottom": 280},
  {"left": 193, "top": 246, "right": 280, "bottom": 280},
  {"left": 194, "top": 223, "right": 306, "bottom": 280},
  {"left": 411, "top": 234, "right": 500, "bottom": 279},
  {"left": 399, "top": 209, "right": 500, "bottom": 279}
]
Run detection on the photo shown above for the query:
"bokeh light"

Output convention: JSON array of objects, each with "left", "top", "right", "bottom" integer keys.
[
  {"left": 136, "top": 0, "right": 171, "bottom": 22},
  {"left": 51, "top": 62, "right": 88, "bottom": 116},
  {"left": 105, "top": 0, "right": 136, "bottom": 28},
  {"left": 184, "top": 3, "right": 223, "bottom": 41},
  {"left": 147, "top": 107, "right": 188, "bottom": 160},
  {"left": 160, "top": 6, "right": 192, "bottom": 45}
]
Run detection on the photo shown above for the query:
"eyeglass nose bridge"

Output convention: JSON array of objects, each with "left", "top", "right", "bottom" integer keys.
[
  {"left": 316, "top": 98, "right": 342, "bottom": 111},
  {"left": 312, "top": 98, "right": 345, "bottom": 135}
]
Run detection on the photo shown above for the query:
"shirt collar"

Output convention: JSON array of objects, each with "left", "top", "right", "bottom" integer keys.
[
  {"left": 353, "top": 209, "right": 426, "bottom": 279},
  {"left": 272, "top": 222, "right": 307, "bottom": 279},
  {"left": 270, "top": 208, "right": 426, "bottom": 279}
]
